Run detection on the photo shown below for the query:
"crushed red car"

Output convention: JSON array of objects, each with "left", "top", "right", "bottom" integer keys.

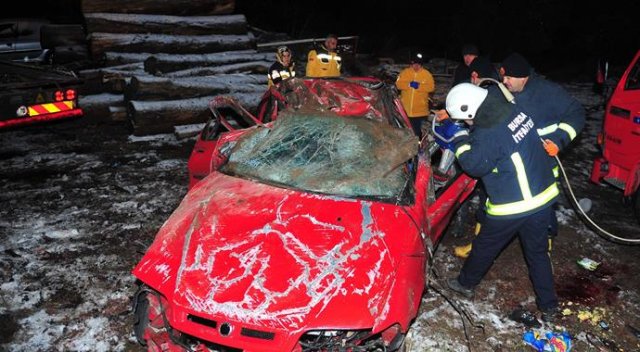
[
  {"left": 590, "top": 49, "right": 640, "bottom": 223},
  {"left": 132, "top": 77, "right": 477, "bottom": 352}
]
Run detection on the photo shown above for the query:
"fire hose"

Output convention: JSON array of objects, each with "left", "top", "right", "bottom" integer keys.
[
  {"left": 478, "top": 77, "right": 639, "bottom": 244},
  {"left": 550, "top": 140, "right": 640, "bottom": 244}
]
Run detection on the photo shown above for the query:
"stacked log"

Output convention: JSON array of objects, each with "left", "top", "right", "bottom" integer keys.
[
  {"left": 84, "top": 13, "right": 247, "bottom": 35},
  {"left": 142, "top": 50, "right": 271, "bottom": 74},
  {"left": 125, "top": 74, "right": 266, "bottom": 101},
  {"left": 78, "top": 0, "right": 274, "bottom": 135},
  {"left": 89, "top": 32, "right": 255, "bottom": 61},
  {"left": 81, "top": 0, "right": 235, "bottom": 15}
]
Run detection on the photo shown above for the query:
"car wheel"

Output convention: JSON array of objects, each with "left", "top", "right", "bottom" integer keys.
[{"left": 133, "top": 288, "right": 149, "bottom": 346}]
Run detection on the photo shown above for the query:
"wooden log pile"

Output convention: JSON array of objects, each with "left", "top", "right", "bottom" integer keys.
[{"left": 79, "top": 0, "right": 274, "bottom": 135}]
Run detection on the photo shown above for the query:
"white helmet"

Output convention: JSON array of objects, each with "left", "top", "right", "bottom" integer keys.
[{"left": 446, "top": 83, "right": 488, "bottom": 120}]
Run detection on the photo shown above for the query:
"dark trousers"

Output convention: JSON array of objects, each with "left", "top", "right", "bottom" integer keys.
[
  {"left": 458, "top": 205, "right": 558, "bottom": 310},
  {"left": 409, "top": 116, "right": 427, "bottom": 140}
]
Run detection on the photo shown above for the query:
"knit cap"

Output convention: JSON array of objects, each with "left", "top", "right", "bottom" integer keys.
[
  {"left": 469, "top": 56, "right": 499, "bottom": 80},
  {"left": 461, "top": 44, "right": 479, "bottom": 56},
  {"left": 501, "top": 53, "right": 531, "bottom": 78}
]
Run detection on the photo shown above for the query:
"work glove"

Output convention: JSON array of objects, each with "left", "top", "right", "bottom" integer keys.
[
  {"left": 542, "top": 139, "right": 559, "bottom": 157},
  {"left": 435, "top": 109, "right": 449, "bottom": 122},
  {"left": 409, "top": 81, "right": 420, "bottom": 89}
]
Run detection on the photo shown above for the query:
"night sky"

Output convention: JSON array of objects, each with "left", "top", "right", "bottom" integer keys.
[
  {"left": 8, "top": 0, "right": 639, "bottom": 79},
  {"left": 238, "top": 0, "right": 640, "bottom": 79}
]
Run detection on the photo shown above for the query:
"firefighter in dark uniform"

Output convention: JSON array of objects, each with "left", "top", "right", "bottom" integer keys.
[
  {"left": 268, "top": 46, "right": 296, "bottom": 88},
  {"left": 500, "top": 52, "right": 586, "bottom": 251},
  {"left": 445, "top": 83, "right": 561, "bottom": 322},
  {"left": 306, "top": 34, "right": 341, "bottom": 78}
]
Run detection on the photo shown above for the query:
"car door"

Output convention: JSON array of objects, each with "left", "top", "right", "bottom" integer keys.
[{"left": 187, "top": 96, "right": 263, "bottom": 189}]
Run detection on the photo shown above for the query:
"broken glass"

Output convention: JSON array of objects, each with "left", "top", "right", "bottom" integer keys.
[{"left": 221, "top": 112, "right": 418, "bottom": 201}]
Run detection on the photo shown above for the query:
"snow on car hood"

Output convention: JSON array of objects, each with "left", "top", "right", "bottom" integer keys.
[{"left": 133, "top": 171, "right": 416, "bottom": 330}]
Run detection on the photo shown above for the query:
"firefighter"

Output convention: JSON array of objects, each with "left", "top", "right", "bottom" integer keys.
[
  {"left": 268, "top": 46, "right": 296, "bottom": 88},
  {"left": 500, "top": 52, "right": 586, "bottom": 256},
  {"left": 445, "top": 83, "right": 561, "bottom": 323},
  {"left": 500, "top": 52, "right": 585, "bottom": 165},
  {"left": 306, "top": 34, "right": 341, "bottom": 78},
  {"left": 395, "top": 52, "right": 436, "bottom": 140},
  {"left": 452, "top": 56, "right": 500, "bottom": 258}
]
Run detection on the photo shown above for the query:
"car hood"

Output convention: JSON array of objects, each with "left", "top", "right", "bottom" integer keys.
[{"left": 134, "top": 172, "right": 419, "bottom": 330}]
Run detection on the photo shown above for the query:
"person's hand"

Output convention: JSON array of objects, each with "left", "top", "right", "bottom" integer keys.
[
  {"left": 435, "top": 109, "right": 449, "bottom": 122},
  {"left": 409, "top": 81, "right": 420, "bottom": 89},
  {"left": 542, "top": 139, "right": 559, "bottom": 156}
]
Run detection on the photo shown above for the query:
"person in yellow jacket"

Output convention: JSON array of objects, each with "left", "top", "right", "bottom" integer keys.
[
  {"left": 395, "top": 53, "right": 435, "bottom": 140},
  {"left": 306, "top": 34, "right": 341, "bottom": 78}
]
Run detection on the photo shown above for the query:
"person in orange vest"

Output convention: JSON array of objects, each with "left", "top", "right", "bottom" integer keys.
[
  {"left": 395, "top": 52, "right": 435, "bottom": 140},
  {"left": 306, "top": 34, "right": 341, "bottom": 78}
]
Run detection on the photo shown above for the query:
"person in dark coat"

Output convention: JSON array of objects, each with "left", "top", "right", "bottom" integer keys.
[
  {"left": 500, "top": 53, "right": 585, "bottom": 156},
  {"left": 445, "top": 82, "right": 562, "bottom": 323},
  {"left": 451, "top": 43, "right": 479, "bottom": 86},
  {"left": 499, "top": 52, "right": 586, "bottom": 250}
]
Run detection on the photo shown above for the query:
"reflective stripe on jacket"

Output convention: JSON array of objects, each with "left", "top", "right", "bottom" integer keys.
[
  {"left": 268, "top": 61, "right": 295, "bottom": 87},
  {"left": 454, "top": 88, "right": 558, "bottom": 218},
  {"left": 395, "top": 66, "right": 435, "bottom": 117}
]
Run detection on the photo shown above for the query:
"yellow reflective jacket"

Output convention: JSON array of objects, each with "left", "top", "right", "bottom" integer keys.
[
  {"left": 306, "top": 45, "right": 341, "bottom": 77},
  {"left": 396, "top": 66, "right": 435, "bottom": 117}
]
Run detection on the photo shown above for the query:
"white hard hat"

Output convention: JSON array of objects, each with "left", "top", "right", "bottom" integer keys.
[{"left": 446, "top": 83, "right": 488, "bottom": 120}]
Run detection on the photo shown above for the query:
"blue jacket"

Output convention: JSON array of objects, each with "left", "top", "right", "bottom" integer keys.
[
  {"left": 454, "top": 86, "right": 559, "bottom": 219},
  {"left": 515, "top": 73, "right": 585, "bottom": 149}
]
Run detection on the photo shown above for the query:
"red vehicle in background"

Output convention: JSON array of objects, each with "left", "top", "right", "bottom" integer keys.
[
  {"left": 132, "top": 77, "right": 476, "bottom": 352},
  {"left": 591, "top": 49, "right": 640, "bottom": 223}
]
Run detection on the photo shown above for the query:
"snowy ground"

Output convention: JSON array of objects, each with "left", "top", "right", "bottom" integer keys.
[{"left": 1, "top": 75, "right": 639, "bottom": 352}]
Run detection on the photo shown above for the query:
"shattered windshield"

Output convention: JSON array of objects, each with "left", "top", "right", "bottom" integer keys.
[{"left": 221, "top": 112, "right": 418, "bottom": 201}]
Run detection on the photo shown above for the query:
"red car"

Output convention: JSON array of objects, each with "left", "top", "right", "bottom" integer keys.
[
  {"left": 132, "top": 77, "right": 476, "bottom": 352},
  {"left": 591, "top": 49, "right": 640, "bottom": 223}
]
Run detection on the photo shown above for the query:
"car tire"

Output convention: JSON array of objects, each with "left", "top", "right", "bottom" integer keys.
[{"left": 133, "top": 288, "right": 149, "bottom": 346}]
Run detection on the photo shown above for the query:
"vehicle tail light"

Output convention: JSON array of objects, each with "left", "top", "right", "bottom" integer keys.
[
  {"left": 65, "top": 89, "right": 76, "bottom": 100},
  {"left": 54, "top": 90, "right": 64, "bottom": 102},
  {"left": 597, "top": 132, "right": 603, "bottom": 145}
]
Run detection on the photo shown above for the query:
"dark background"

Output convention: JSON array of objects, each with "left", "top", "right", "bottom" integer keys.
[
  {"left": 237, "top": 0, "right": 640, "bottom": 80},
  {"left": 7, "top": 0, "right": 640, "bottom": 80}
]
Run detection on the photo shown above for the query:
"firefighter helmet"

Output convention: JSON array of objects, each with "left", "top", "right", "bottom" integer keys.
[{"left": 446, "top": 83, "right": 488, "bottom": 120}]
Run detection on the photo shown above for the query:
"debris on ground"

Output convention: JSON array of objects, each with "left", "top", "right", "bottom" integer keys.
[{"left": 523, "top": 329, "right": 572, "bottom": 351}]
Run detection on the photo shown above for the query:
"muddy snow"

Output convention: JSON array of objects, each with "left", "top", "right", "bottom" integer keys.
[{"left": 1, "top": 74, "right": 639, "bottom": 351}]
